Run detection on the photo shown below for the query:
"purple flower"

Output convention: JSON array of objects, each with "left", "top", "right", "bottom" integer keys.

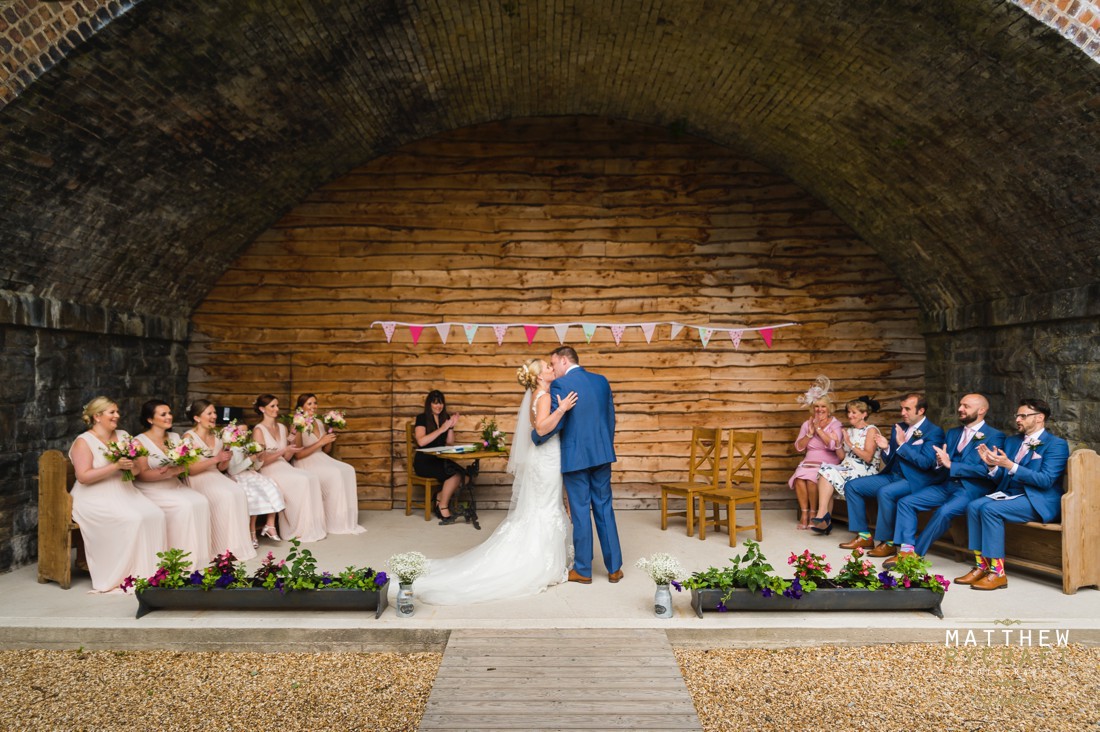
[
  {"left": 321, "top": 573, "right": 333, "bottom": 586},
  {"left": 374, "top": 571, "right": 388, "bottom": 587},
  {"left": 878, "top": 571, "right": 897, "bottom": 589},
  {"left": 189, "top": 571, "right": 203, "bottom": 585},
  {"left": 670, "top": 580, "right": 682, "bottom": 592},
  {"left": 782, "top": 578, "right": 804, "bottom": 600},
  {"left": 760, "top": 587, "right": 774, "bottom": 598},
  {"left": 215, "top": 573, "right": 233, "bottom": 588},
  {"left": 716, "top": 601, "right": 728, "bottom": 612}
]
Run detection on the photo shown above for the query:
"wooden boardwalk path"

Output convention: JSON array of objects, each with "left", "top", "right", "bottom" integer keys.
[{"left": 418, "top": 628, "right": 702, "bottom": 731}]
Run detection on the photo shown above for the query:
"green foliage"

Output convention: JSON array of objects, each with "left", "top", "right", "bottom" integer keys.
[{"left": 682, "top": 539, "right": 790, "bottom": 601}]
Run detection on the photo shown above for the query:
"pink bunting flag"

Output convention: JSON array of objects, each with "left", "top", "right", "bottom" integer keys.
[
  {"left": 434, "top": 324, "right": 450, "bottom": 344},
  {"left": 523, "top": 325, "right": 539, "bottom": 345},
  {"left": 759, "top": 328, "right": 774, "bottom": 348},
  {"left": 698, "top": 327, "right": 714, "bottom": 348},
  {"left": 728, "top": 329, "right": 743, "bottom": 349},
  {"left": 409, "top": 325, "right": 424, "bottom": 345},
  {"left": 463, "top": 324, "right": 478, "bottom": 344},
  {"left": 553, "top": 324, "right": 570, "bottom": 343},
  {"left": 640, "top": 323, "right": 657, "bottom": 344},
  {"left": 492, "top": 325, "right": 508, "bottom": 345},
  {"left": 381, "top": 322, "right": 397, "bottom": 343},
  {"left": 610, "top": 325, "right": 626, "bottom": 345},
  {"left": 670, "top": 323, "right": 684, "bottom": 340}
]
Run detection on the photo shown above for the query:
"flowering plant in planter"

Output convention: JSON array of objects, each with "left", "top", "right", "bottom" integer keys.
[
  {"left": 833, "top": 549, "right": 884, "bottom": 591},
  {"left": 682, "top": 540, "right": 790, "bottom": 609},
  {"left": 788, "top": 549, "right": 831, "bottom": 593},
  {"left": 635, "top": 553, "right": 686, "bottom": 589},
  {"left": 477, "top": 417, "right": 507, "bottom": 451}
]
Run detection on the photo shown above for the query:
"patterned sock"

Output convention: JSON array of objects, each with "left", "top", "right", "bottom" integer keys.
[
  {"left": 989, "top": 558, "right": 1006, "bottom": 577},
  {"left": 900, "top": 544, "right": 915, "bottom": 554},
  {"left": 973, "top": 551, "right": 987, "bottom": 570},
  {"left": 858, "top": 532, "right": 871, "bottom": 540}
]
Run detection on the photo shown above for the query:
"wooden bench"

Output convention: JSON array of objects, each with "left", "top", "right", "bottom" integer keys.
[
  {"left": 36, "top": 449, "right": 85, "bottom": 589},
  {"left": 833, "top": 448, "right": 1099, "bottom": 594}
]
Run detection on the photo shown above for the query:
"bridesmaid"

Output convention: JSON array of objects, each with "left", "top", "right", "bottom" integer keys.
[
  {"left": 252, "top": 394, "right": 326, "bottom": 543},
  {"left": 292, "top": 394, "right": 366, "bottom": 534},
  {"left": 132, "top": 399, "right": 213, "bottom": 569},
  {"left": 68, "top": 397, "right": 166, "bottom": 592},
  {"left": 182, "top": 399, "right": 257, "bottom": 560}
]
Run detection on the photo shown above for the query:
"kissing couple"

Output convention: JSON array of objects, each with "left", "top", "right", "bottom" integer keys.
[{"left": 415, "top": 346, "right": 625, "bottom": 605}]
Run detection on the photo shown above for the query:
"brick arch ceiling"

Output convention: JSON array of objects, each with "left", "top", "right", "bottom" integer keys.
[{"left": 1, "top": 0, "right": 1098, "bottom": 320}]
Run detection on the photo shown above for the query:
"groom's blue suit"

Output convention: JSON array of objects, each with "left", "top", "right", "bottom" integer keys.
[{"left": 532, "top": 365, "right": 623, "bottom": 577}]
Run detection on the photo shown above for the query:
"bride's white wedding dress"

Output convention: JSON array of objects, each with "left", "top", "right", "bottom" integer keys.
[{"left": 415, "top": 390, "right": 572, "bottom": 605}]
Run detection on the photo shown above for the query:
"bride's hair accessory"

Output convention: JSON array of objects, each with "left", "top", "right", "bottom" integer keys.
[
  {"left": 515, "top": 360, "right": 541, "bottom": 391},
  {"left": 797, "top": 375, "right": 832, "bottom": 406}
]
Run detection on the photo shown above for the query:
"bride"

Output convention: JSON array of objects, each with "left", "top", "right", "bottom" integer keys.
[{"left": 415, "top": 359, "right": 578, "bottom": 605}]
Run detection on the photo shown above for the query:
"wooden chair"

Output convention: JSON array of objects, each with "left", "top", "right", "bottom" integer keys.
[
  {"left": 405, "top": 422, "right": 439, "bottom": 521},
  {"left": 37, "top": 450, "right": 84, "bottom": 589},
  {"left": 659, "top": 427, "right": 723, "bottom": 536},
  {"left": 697, "top": 430, "right": 764, "bottom": 545}
]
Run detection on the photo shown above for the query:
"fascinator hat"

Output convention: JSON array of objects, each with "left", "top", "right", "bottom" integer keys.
[{"left": 797, "top": 375, "right": 832, "bottom": 407}]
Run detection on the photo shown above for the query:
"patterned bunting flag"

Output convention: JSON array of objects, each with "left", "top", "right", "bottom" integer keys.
[
  {"left": 610, "top": 324, "right": 626, "bottom": 345},
  {"left": 463, "top": 324, "right": 478, "bottom": 344},
  {"left": 759, "top": 328, "right": 774, "bottom": 348},
  {"left": 492, "top": 325, "right": 508, "bottom": 345},
  {"left": 698, "top": 327, "right": 713, "bottom": 348},
  {"left": 553, "top": 324, "right": 570, "bottom": 343},
  {"left": 523, "top": 325, "right": 539, "bottom": 345},
  {"left": 729, "top": 329, "right": 743, "bottom": 349},
  {"left": 640, "top": 323, "right": 657, "bottom": 344},
  {"left": 582, "top": 323, "right": 598, "bottom": 343},
  {"left": 434, "top": 323, "right": 450, "bottom": 344},
  {"left": 381, "top": 322, "right": 397, "bottom": 343}
]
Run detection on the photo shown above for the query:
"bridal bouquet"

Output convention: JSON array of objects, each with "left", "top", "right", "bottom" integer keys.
[
  {"left": 477, "top": 417, "right": 507, "bottom": 451},
  {"left": 219, "top": 420, "right": 251, "bottom": 448},
  {"left": 291, "top": 409, "right": 314, "bottom": 435},
  {"left": 159, "top": 441, "right": 206, "bottom": 477},
  {"left": 636, "top": 552, "right": 686, "bottom": 589},
  {"left": 388, "top": 551, "right": 428, "bottom": 584},
  {"left": 104, "top": 434, "right": 148, "bottom": 481},
  {"left": 321, "top": 410, "right": 347, "bottom": 432}
]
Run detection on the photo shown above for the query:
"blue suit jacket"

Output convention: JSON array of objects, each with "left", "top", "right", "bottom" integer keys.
[
  {"left": 940, "top": 424, "right": 1005, "bottom": 494},
  {"left": 882, "top": 418, "right": 946, "bottom": 488},
  {"left": 531, "top": 366, "right": 616, "bottom": 473},
  {"left": 993, "top": 432, "right": 1069, "bottom": 523}
]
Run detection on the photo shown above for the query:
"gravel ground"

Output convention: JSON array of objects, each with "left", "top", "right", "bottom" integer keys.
[
  {"left": 1, "top": 644, "right": 1096, "bottom": 731},
  {"left": 0, "top": 650, "right": 442, "bottom": 731},
  {"left": 676, "top": 643, "right": 1100, "bottom": 732}
]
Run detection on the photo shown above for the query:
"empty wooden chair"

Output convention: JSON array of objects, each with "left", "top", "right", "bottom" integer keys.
[
  {"left": 37, "top": 449, "right": 84, "bottom": 589},
  {"left": 659, "top": 427, "right": 723, "bottom": 536},
  {"left": 697, "top": 430, "right": 764, "bottom": 545},
  {"left": 405, "top": 422, "right": 439, "bottom": 520}
]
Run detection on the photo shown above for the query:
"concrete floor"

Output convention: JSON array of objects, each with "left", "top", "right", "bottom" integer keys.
[{"left": 2, "top": 509, "right": 1096, "bottom": 651}]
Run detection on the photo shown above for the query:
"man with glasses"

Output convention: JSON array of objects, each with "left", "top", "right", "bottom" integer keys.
[{"left": 957, "top": 398, "right": 1070, "bottom": 590}]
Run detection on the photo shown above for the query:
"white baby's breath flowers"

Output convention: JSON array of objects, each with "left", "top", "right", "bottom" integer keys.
[
  {"left": 635, "top": 553, "right": 686, "bottom": 585},
  {"left": 388, "top": 552, "right": 429, "bottom": 584}
]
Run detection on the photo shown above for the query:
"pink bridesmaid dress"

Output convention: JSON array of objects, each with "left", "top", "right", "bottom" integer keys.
[
  {"left": 69, "top": 431, "right": 167, "bottom": 592},
  {"left": 788, "top": 417, "right": 844, "bottom": 488},
  {"left": 255, "top": 423, "right": 326, "bottom": 542},
  {"left": 183, "top": 429, "right": 257, "bottom": 560},
  {"left": 294, "top": 418, "right": 366, "bottom": 534},
  {"left": 133, "top": 433, "right": 213, "bottom": 569}
]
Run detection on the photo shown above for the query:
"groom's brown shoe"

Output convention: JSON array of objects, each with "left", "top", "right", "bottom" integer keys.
[
  {"left": 568, "top": 570, "right": 592, "bottom": 584},
  {"left": 608, "top": 570, "right": 624, "bottom": 583}
]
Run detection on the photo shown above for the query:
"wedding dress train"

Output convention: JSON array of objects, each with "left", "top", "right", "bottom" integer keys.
[{"left": 416, "top": 391, "right": 571, "bottom": 605}]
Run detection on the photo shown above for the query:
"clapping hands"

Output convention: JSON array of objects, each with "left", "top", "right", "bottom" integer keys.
[
  {"left": 932, "top": 443, "right": 951, "bottom": 469},
  {"left": 978, "top": 444, "right": 1013, "bottom": 469},
  {"left": 893, "top": 424, "right": 907, "bottom": 445}
]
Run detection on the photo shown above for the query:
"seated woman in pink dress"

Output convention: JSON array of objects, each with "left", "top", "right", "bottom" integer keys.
[
  {"left": 132, "top": 399, "right": 212, "bottom": 570},
  {"left": 292, "top": 393, "right": 366, "bottom": 534},
  {"left": 68, "top": 397, "right": 166, "bottom": 592},
  {"left": 182, "top": 399, "right": 256, "bottom": 559},
  {"left": 252, "top": 394, "right": 326, "bottom": 543},
  {"left": 788, "top": 376, "right": 844, "bottom": 529}
]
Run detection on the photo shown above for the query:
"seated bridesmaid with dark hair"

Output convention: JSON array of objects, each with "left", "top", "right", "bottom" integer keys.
[
  {"left": 252, "top": 394, "right": 326, "bottom": 543},
  {"left": 414, "top": 390, "right": 466, "bottom": 525},
  {"left": 69, "top": 397, "right": 166, "bottom": 592},
  {"left": 182, "top": 399, "right": 256, "bottom": 559},
  {"left": 132, "top": 399, "right": 212, "bottom": 569},
  {"left": 292, "top": 393, "right": 366, "bottom": 534}
]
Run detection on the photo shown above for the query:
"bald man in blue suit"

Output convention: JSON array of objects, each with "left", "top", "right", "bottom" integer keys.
[{"left": 532, "top": 346, "right": 623, "bottom": 583}]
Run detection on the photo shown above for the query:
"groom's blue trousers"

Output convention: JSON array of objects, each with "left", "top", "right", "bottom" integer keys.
[{"left": 564, "top": 463, "right": 622, "bottom": 577}]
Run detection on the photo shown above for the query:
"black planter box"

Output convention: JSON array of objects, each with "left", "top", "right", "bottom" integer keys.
[
  {"left": 135, "top": 582, "right": 390, "bottom": 619},
  {"left": 689, "top": 585, "right": 944, "bottom": 618}
]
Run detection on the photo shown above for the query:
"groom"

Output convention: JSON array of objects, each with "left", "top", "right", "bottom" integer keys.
[{"left": 532, "top": 346, "right": 624, "bottom": 584}]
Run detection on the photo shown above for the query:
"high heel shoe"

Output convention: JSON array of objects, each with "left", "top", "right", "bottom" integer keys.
[
  {"left": 436, "top": 501, "right": 457, "bottom": 525},
  {"left": 260, "top": 525, "right": 281, "bottom": 542},
  {"left": 809, "top": 513, "right": 833, "bottom": 536},
  {"left": 796, "top": 508, "right": 811, "bottom": 530}
]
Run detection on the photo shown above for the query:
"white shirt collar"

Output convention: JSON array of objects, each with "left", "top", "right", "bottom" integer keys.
[
  {"left": 966, "top": 420, "right": 986, "bottom": 434},
  {"left": 907, "top": 417, "right": 926, "bottom": 434},
  {"left": 1025, "top": 427, "right": 1045, "bottom": 443},
  {"left": 564, "top": 363, "right": 581, "bottom": 375}
]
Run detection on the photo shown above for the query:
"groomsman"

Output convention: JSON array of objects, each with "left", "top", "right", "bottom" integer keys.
[
  {"left": 839, "top": 393, "right": 945, "bottom": 557},
  {"left": 883, "top": 394, "right": 1005, "bottom": 569},
  {"left": 958, "top": 398, "right": 1069, "bottom": 590}
]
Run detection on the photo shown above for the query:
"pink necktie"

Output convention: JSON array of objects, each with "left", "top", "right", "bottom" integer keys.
[
  {"left": 1013, "top": 440, "right": 1030, "bottom": 463},
  {"left": 957, "top": 428, "right": 972, "bottom": 453}
]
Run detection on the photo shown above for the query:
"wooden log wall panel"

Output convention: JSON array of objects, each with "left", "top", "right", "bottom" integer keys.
[{"left": 188, "top": 116, "right": 925, "bottom": 511}]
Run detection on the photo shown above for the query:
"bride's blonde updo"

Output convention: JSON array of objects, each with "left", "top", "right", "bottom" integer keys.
[
  {"left": 516, "top": 359, "right": 543, "bottom": 391},
  {"left": 81, "top": 396, "right": 117, "bottom": 427}
]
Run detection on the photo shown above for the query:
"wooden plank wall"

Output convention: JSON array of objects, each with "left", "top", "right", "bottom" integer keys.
[{"left": 188, "top": 116, "right": 925, "bottom": 511}]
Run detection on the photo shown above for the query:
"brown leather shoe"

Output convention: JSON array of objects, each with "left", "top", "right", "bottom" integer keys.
[
  {"left": 954, "top": 567, "right": 988, "bottom": 585},
  {"left": 867, "top": 543, "right": 897, "bottom": 558},
  {"left": 971, "top": 573, "right": 1008, "bottom": 591},
  {"left": 608, "top": 569, "right": 624, "bottom": 583},
  {"left": 882, "top": 551, "right": 917, "bottom": 570},
  {"left": 568, "top": 570, "right": 592, "bottom": 584},
  {"left": 838, "top": 536, "right": 874, "bottom": 551}
]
